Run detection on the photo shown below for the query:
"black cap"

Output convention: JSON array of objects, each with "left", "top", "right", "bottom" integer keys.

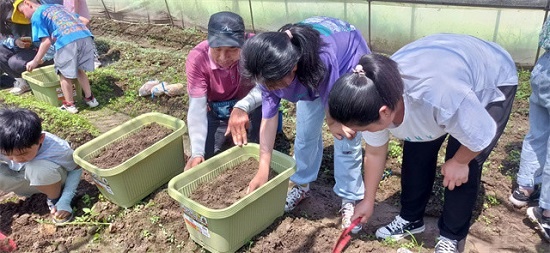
[{"left": 207, "top": 11, "right": 245, "bottom": 48}]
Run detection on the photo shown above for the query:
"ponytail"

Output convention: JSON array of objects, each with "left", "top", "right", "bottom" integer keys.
[
  {"left": 241, "top": 22, "right": 326, "bottom": 90},
  {"left": 329, "top": 54, "right": 403, "bottom": 126}
]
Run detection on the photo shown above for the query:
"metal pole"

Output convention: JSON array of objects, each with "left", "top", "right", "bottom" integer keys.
[
  {"left": 164, "top": 0, "right": 175, "bottom": 26},
  {"left": 100, "top": 0, "right": 111, "bottom": 19},
  {"left": 368, "top": 0, "right": 371, "bottom": 48},
  {"left": 248, "top": 0, "right": 256, "bottom": 33}
]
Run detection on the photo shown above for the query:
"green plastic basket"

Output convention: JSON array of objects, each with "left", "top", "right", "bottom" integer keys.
[
  {"left": 168, "top": 144, "right": 296, "bottom": 253},
  {"left": 74, "top": 112, "right": 186, "bottom": 208},
  {"left": 22, "top": 65, "right": 83, "bottom": 106}
]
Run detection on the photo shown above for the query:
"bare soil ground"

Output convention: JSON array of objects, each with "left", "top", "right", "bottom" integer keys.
[{"left": 0, "top": 18, "right": 548, "bottom": 253}]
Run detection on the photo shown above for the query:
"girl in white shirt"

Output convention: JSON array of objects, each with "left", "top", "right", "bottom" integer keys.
[{"left": 328, "top": 33, "right": 518, "bottom": 252}]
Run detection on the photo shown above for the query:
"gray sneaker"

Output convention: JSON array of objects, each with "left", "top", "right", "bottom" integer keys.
[
  {"left": 434, "top": 236, "right": 459, "bottom": 253},
  {"left": 9, "top": 78, "right": 30, "bottom": 95},
  {"left": 527, "top": 206, "right": 550, "bottom": 242}
]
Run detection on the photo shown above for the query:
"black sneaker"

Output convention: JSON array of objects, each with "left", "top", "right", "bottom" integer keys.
[
  {"left": 509, "top": 185, "right": 540, "bottom": 208},
  {"left": 375, "top": 215, "right": 425, "bottom": 240},
  {"left": 527, "top": 207, "right": 550, "bottom": 242}
]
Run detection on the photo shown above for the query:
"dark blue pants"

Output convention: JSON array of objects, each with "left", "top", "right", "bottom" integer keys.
[{"left": 204, "top": 106, "right": 262, "bottom": 159}]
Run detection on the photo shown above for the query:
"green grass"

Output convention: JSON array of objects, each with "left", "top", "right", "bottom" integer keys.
[
  {"left": 0, "top": 91, "right": 99, "bottom": 141},
  {"left": 516, "top": 69, "right": 531, "bottom": 100},
  {"left": 88, "top": 38, "right": 188, "bottom": 117}
]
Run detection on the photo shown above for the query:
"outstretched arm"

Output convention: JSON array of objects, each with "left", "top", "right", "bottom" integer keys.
[
  {"left": 26, "top": 37, "right": 53, "bottom": 72},
  {"left": 227, "top": 84, "right": 263, "bottom": 146},
  {"left": 351, "top": 142, "right": 388, "bottom": 223},
  {"left": 248, "top": 115, "right": 278, "bottom": 193},
  {"left": 185, "top": 96, "right": 208, "bottom": 170}
]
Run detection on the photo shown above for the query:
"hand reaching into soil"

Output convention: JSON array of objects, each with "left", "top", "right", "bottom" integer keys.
[
  {"left": 225, "top": 108, "right": 250, "bottom": 146},
  {"left": 184, "top": 156, "right": 204, "bottom": 171},
  {"left": 247, "top": 171, "right": 269, "bottom": 193}
]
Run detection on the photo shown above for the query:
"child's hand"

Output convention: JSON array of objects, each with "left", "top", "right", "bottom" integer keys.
[
  {"left": 441, "top": 158, "right": 469, "bottom": 190},
  {"left": 247, "top": 171, "right": 268, "bottom": 193},
  {"left": 26, "top": 60, "right": 39, "bottom": 72},
  {"left": 225, "top": 108, "right": 251, "bottom": 146},
  {"left": 327, "top": 120, "right": 356, "bottom": 140},
  {"left": 351, "top": 199, "right": 373, "bottom": 224},
  {"left": 184, "top": 156, "right": 204, "bottom": 171}
]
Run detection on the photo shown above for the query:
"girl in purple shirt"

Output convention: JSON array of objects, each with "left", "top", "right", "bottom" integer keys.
[{"left": 241, "top": 16, "right": 370, "bottom": 234}]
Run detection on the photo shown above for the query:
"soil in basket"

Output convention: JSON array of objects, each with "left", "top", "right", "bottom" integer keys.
[
  {"left": 189, "top": 158, "right": 276, "bottom": 209},
  {"left": 89, "top": 122, "right": 172, "bottom": 169}
]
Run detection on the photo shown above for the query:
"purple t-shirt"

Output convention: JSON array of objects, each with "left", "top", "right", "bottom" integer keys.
[{"left": 261, "top": 16, "right": 371, "bottom": 118}]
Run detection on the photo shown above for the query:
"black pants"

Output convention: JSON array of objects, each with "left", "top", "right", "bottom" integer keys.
[
  {"left": 399, "top": 85, "right": 517, "bottom": 241},
  {"left": 0, "top": 46, "right": 52, "bottom": 78},
  {"left": 204, "top": 106, "right": 262, "bottom": 159}
]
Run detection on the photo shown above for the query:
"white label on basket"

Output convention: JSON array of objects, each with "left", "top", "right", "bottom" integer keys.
[
  {"left": 182, "top": 206, "right": 208, "bottom": 226},
  {"left": 91, "top": 173, "right": 114, "bottom": 195},
  {"left": 184, "top": 213, "right": 210, "bottom": 238}
]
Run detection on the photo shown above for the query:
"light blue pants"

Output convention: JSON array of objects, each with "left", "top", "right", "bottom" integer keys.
[
  {"left": 516, "top": 51, "right": 550, "bottom": 210},
  {"left": 292, "top": 98, "right": 364, "bottom": 201}
]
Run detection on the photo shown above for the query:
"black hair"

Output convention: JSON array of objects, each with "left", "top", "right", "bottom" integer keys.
[
  {"left": 0, "top": 0, "right": 14, "bottom": 35},
  {"left": 0, "top": 108, "right": 43, "bottom": 154},
  {"left": 329, "top": 54, "right": 404, "bottom": 126},
  {"left": 240, "top": 22, "right": 327, "bottom": 90}
]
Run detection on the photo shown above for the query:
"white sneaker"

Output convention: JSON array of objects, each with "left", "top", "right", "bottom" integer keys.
[
  {"left": 9, "top": 78, "right": 30, "bottom": 95},
  {"left": 60, "top": 102, "right": 78, "bottom": 114},
  {"left": 84, "top": 96, "right": 99, "bottom": 108},
  {"left": 340, "top": 200, "right": 362, "bottom": 234},
  {"left": 94, "top": 57, "right": 102, "bottom": 68}
]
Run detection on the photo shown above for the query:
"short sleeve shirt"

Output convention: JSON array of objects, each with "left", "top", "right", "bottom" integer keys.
[
  {"left": 31, "top": 4, "right": 92, "bottom": 50},
  {"left": 362, "top": 34, "right": 518, "bottom": 152}
]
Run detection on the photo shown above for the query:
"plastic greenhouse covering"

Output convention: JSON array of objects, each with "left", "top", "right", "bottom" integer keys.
[{"left": 86, "top": 0, "right": 550, "bottom": 66}]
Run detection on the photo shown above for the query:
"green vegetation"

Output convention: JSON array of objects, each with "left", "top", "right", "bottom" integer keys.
[{"left": 516, "top": 69, "right": 532, "bottom": 100}]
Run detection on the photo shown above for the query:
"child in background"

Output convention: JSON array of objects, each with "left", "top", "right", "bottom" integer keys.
[
  {"left": 12, "top": 0, "right": 99, "bottom": 114},
  {"left": 0, "top": 0, "right": 54, "bottom": 95},
  {"left": 63, "top": 0, "right": 90, "bottom": 25},
  {"left": 511, "top": 18, "right": 550, "bottom": 241},
  {"left": 63, "top": 0, "right": 101, "bottom": 68},
  {"left": 0, "top": 108, "right": 82, "bottom": 224}
]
